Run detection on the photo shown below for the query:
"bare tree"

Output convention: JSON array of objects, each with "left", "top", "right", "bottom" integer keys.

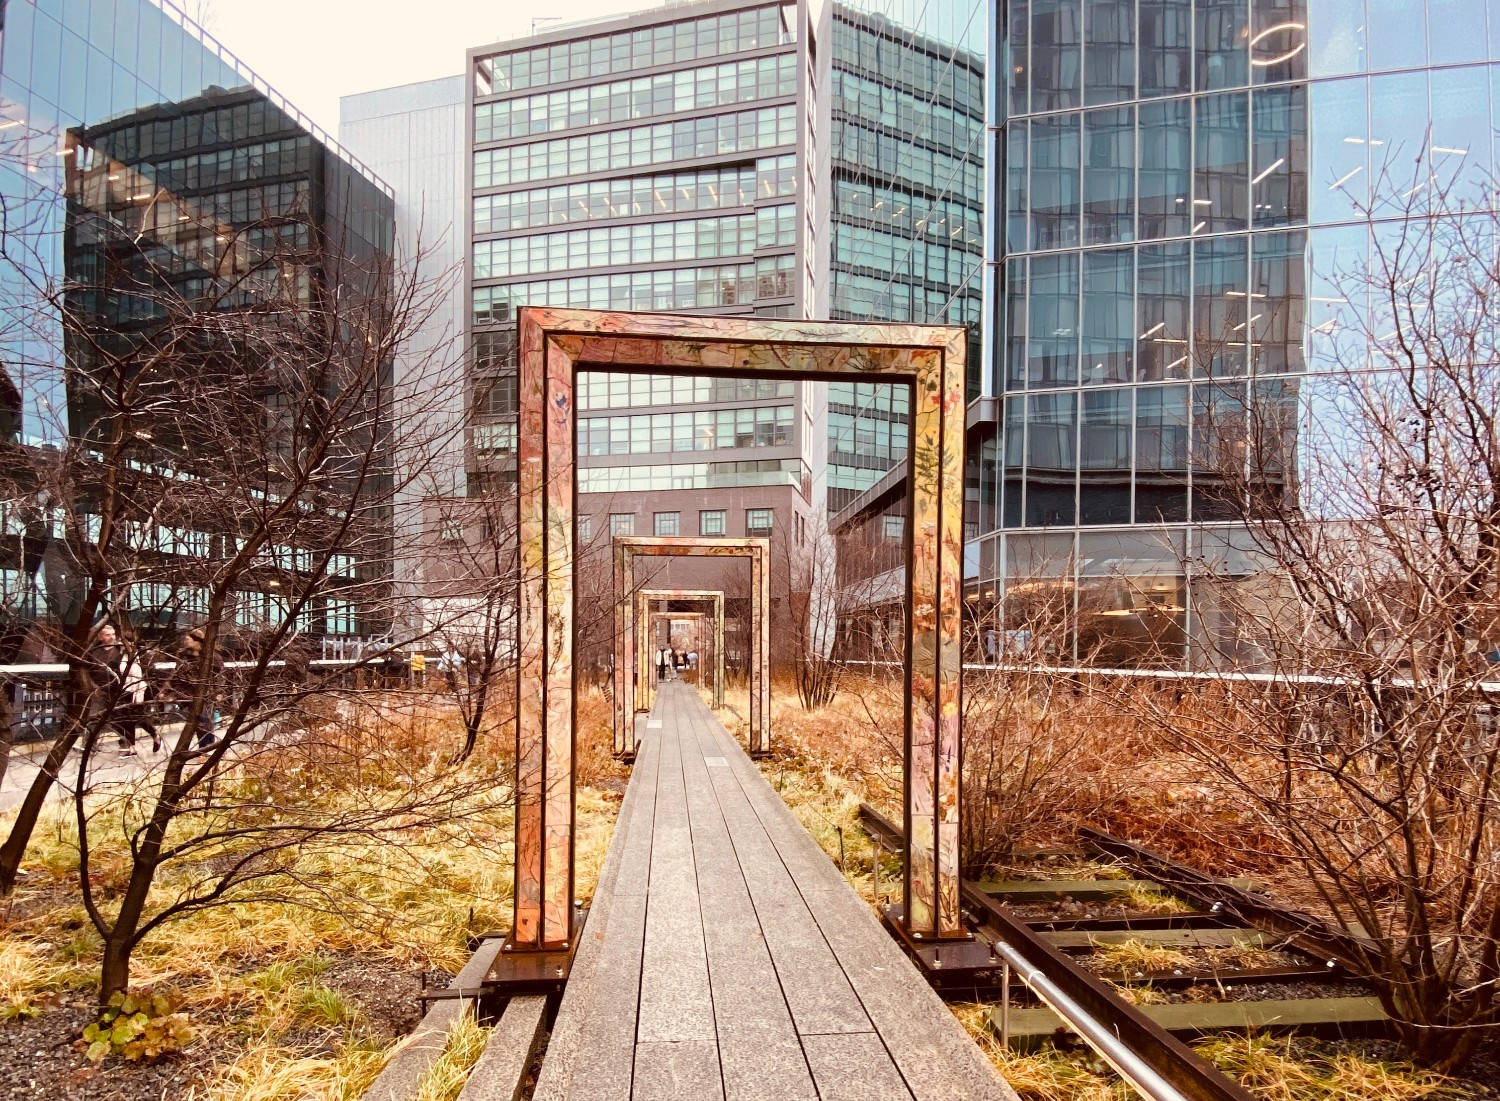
[
  {"left": 0, "top": 113, "right": 521, "bottom": 1003},
  {"left": 1124, "top": 167, "right": 1500, "bottom": 1069}
]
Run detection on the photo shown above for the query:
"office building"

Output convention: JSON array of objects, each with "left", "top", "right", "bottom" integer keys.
[
  {"left": 961, "top": 0, "right": 1500, "bottom": 668},
  {"left": 340, "top": 76, "right": 469, "bottom": 629},
  {"left": 459, "top": 0, "right": 987, "bottom": 531},
  {"left": 821, "top": 0, "right": 987, "bottom": 509},
  {"left": 0, "top": 0, "right": 395, "bottom": 652},
  {"left": 465, "top": 0, "right": 817, "bottom": 574}
]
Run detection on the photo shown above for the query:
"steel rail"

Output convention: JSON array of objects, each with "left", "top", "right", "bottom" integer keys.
[
  {"left": 1080, "top": 827, "right": 1380, "bottom": 975},
  {"left": 858, "top": 804, "right": 1256, "bottom": 1101}
]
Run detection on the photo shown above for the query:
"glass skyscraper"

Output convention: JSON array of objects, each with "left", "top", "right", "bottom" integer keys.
[
  {"left": 0, "top": 0, "right": 394, "bottom": 647},
  {"left": 967, "top": 0, "right": 1500, "bottom": 667},
  {"left": 821, "top": 0, "right": 987, "bottom": 510}
]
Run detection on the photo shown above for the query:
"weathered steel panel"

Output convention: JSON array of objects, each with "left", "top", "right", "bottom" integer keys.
[
  {"left": 612, "top": 541, "right": 629, "bottom": 757},
  {"left": 513, "top": 308, "right": 967, "bottom": 949},
  {"left": 542, "top": 336, "right": 577, "bottom": 946},
  {"left": 513, "top": 312, "right": 548, "bottom": 947}
]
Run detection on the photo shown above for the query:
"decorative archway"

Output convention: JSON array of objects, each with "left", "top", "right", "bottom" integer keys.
[
  {"left": 615, "top": 538, "right": 766, "bottom": 757},
  {"left": 513, "top": 308, "right": 966, "bottom": 952},
  {"left": 648, "top": 609, "right": 705, "bottom": 692},
  {"left": 634, "top": 589, "right": 724, "bottom": 710}
]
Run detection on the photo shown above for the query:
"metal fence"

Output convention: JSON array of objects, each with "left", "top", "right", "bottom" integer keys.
[{"left": 1, "top": 652, "right": 414, "bottom": 745}]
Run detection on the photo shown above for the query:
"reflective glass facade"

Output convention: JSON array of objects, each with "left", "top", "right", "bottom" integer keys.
[
  {"left": 976, "top": 0, "right": 1500, "bottom": 667},
  {"left": 823, "top": 0, "right": 987, "bottom": 508},
  {"left": 0, "top": 0, "right": 394, "bottom": 642}
]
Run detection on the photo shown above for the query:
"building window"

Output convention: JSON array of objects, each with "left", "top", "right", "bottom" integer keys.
[
  {"left": 610, "top": 513, "right": 635, "bottom": 536},
  {"left": 654, "top": 512, "right": 680, "bottom": 536},
  {"left": 746, "top": 508, "right": 773, "bottom": 535},
  {"left": 326, "top": 599, "right": 358, "bottom": 636},
  {"left": 578, "top": 516, "right": 592, "bottom": 542},
  {"left": 700, "top": 509, "right": 726, "bottom": 536},
  {"left": 440, "top": 513, "right": 463, "bottom": 542},
  {"left": 882, "top": 515, "right": 904, "bottom": 542}
]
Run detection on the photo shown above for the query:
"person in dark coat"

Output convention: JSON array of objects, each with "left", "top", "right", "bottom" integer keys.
[
  {"left": 83, "top": 622, "right": 123, "bottom": 743},
  {"left": 170, "top": 627, "right": 222, "bottom": 751},
  {"left": 112, "top": 641, "right": 159, "bottom": 755}
]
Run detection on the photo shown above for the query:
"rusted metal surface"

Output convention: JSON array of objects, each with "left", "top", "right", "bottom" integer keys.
[
  {"left": 515, "top": 308, "right": 967, "bottom": 948},
  {"left": 1080, "top": 828, "right": 1381, "bottom": 974},
  {"left": 613, "top": 536, "right": 768, "bottom": 758},
  {"left": 633, "top": 589, "right": 725, "bottom": 710}
]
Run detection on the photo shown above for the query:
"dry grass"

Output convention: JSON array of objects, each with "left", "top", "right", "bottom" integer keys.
[
  {"left": 0, "top": 694, "right": 622, "bottom": 1099},
  {"left": 413, "top": 1009, "right": 490, "bottom": 1101},
  {"left": 1193, "top": 1034, "right": 1467, "bottom": 1100},
  {"left": 1118, "top": 884, "right": 1194, "bottom": 914},
  {"left": 195, "top": 1036, "right": 390, "bottom": 1101},
  {"left": 952, "top": 999, "right": 1468, "bottom": 1101},
  {"left": 950, "top": 1004, "right": 1130, "bottom": 1101},
  {"left": 1092, "top": 938, "right": 1195, "bottom": 975}
]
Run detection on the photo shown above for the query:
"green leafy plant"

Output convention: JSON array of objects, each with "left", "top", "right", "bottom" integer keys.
[{"left": 78, "top": 991, "right": 194, "bottom": 1063}]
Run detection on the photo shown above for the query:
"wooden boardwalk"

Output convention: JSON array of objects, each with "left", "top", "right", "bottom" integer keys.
[{"left": 534, "top": 682, "right": 1016, "bottom": 1101}]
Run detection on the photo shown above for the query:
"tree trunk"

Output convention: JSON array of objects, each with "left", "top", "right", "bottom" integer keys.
[
  {"left": 98, "top": 935, "right": 133, "bottom": 1004},
  {"left": 0, "top": 722, "right": 80, "bottom": 895}
]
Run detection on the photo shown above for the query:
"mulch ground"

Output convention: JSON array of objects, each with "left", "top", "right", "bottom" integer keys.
[{"left": 0, "top": 957, "right": 425, "bottom": 1101}]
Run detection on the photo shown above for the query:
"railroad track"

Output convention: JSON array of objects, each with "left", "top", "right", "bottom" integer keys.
[{"left": 858, "top": 805, "right": 1390, "bottom": 1101}]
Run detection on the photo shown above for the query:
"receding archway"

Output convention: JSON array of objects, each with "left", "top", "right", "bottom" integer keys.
[
  {"left": 615, "top": 537, "right": 766, "bottom": 757},
  {"left": 512, "top": 308, "right": 966, "bottom": 951},
  {"left": 634, "top": 589, "right": 724, "bottom": 711}
]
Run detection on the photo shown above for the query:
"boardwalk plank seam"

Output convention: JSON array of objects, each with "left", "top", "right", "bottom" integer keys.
[
  {"left": 677, "top": 690, "right": 821, "bottom": 1098},
  {"left": 535, "top": 681, "right": 1016, "bottom": 1101}
]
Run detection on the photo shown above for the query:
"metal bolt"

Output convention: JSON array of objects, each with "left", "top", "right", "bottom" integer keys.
[
  {"left": 555, "top": 967, "right": 564, "bottom": 976},
  {"left": 562, "top": 942, "right": 569, "bottom": 949},
  {"left": 502, "top": 943, "right": 512, "bottom": 952}
]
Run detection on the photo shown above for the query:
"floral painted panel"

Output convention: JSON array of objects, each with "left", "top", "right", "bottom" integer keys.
[{"left": 516, "top": 309, "right": 966, "bottom": 946}]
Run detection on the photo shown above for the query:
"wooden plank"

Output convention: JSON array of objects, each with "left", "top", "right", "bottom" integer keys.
[
  {"left": 801, "top": 1033, "right": 913, "bottom": 1101},
  {"left": 676, "top": 696, "right": 817, "bottom": 1101},
  {"left": 717, "top": 1026, "right": 818, "bottom": 1101},
  {"left": 532, "top": 727, "right": 660, "bottom": 1100},
  {"left": 633, "top": 1040, "right": 724, "bottom": 1100},
  {"left": 362, "top": 940, "right": 504, "bottom": 1101},
  {"left": 455, "top": 995, "right": 547, "bottom": 1101},
  {"left": 1042, "top": 928, "right": 1276, "bottom": 951},
  {"left": 637, "top": 697, "right": 715, "bottom": 1043},
  {"left": 798, "top": 884, "right": 1020, "bottom": 1101},
  {"left": 992, "top": 996, "right": 1391, "bottom": 1052},
  {"left": 697, "top": 747, "right": 871, "bottom": 1035},
  {"left": 677, "top": 691, "right": 1015, "bottom": 1101}
]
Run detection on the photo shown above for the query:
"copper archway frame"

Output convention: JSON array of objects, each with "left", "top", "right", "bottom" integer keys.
[
  {"left": 513, "top": 308, "right": 966, "bottom": 951},
  {"left": 616, "top": 538, "right": 766, "bottom": 756},
  {"left": 634, "top": 589, "right": 725, "bottom": 711}
]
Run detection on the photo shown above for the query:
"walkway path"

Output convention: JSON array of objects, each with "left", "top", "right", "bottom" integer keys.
[{"left": 534, "top": 681, "right": 1016, "bottom": 1101}]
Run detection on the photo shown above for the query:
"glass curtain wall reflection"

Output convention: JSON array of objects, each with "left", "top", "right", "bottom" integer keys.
[
  {"left": 0, "top": 0, "right": 394, "bottom": 646},
  {"left": 978, "top": 0, "right": 1500, "bottom": 668},
  {"left": 824, "top": 0, "right": 986, "bottom": 510}
]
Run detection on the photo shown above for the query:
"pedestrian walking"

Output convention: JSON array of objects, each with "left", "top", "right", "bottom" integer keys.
[
  {"left": 437, "top": 646, "right": 465, "bottom": 692},
  {"left": 171, "top": 626, "right": 221, "bottom": 752},
  {"left": 113, "top": 640, "right": 159, "bottom": 755},
  {"left": 83, "top": 622, "right": 123, "bottom": 745},
  {"left": 656, "top": 646, "right": 668, "bottom": 681}
]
